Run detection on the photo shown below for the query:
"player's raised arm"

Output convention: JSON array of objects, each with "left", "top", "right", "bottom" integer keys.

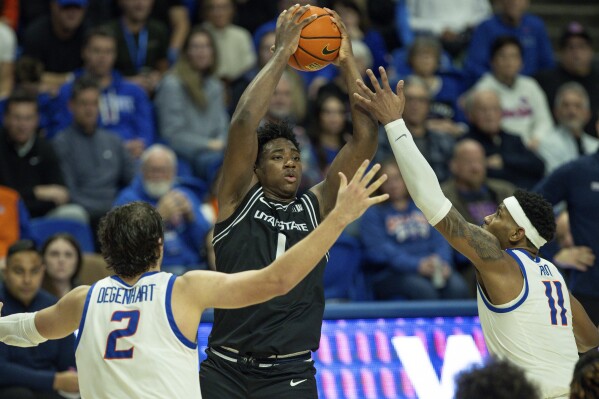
[
  {"left": 0, "top": 286, "right": 89, "bottom": 347},
  {"left": 312, "top": 9, "right": 378, "bottom": 218},
  {"left": 181, "top": 160, "right": 388, "bottom": 310},
  {"left": 353, "top": 68, "right": 513, "bottom": 276},
  {"left": 218, "top": 4, "right": 316, "bottom": 221}
]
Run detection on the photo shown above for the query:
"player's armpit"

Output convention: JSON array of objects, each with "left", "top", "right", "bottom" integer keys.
[
  {"left": 570, "top": 293, "right": 599, "bottom": 353},
  {"left": 35, "top": 286, "right": 90, "bottom": 340}
]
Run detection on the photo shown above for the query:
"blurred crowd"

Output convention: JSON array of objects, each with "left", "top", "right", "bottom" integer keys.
[{"left": 1, "top": 0, "right": 598, "bottom": 308}]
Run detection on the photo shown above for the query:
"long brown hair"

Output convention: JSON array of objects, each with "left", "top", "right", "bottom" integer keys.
[
  {"left": 41, "top": 234, "right": 83, "bottom": 298},
  {"left": 173, "top": 26, "right": 218, "bottom": 109}
]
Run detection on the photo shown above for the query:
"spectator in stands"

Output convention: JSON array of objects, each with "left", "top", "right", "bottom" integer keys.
[
  {"left": 41, "top": 234, "right": 82, "bottom": 299},
  {"left": 360, "top": 158, "right": 469, "bottom": 300},
  {"left": 462, "top": 89, "right": 545, "bottom": 189},
  {"left": 114, "top": 144, "right": 212, "bottom": 272},
  {"left": 405, "top": 36, "right": 467, "bottom": 136},
  {"left": 534, "top": 149, "right": 599, "bottom": 325},
  {"left": 551, "top": 211, "right": 595, "bottom": 275},
  {"left": 464, "top": 0, "right": 554, "bottom": 85},
  {"left": 53, "top": 76, "right": 135, "bottom": 232},
  {"left": 50, "top": 27, "right": 155, "bottom": 158},
  {"left": 307, "top": 92, "right": 350, "bottom": 180},
  {"left": 0, "top": 5, "right": 15, "bottom": 97},
  {"left": 0, "top": 187, "right": 32, "bottom": 270},
  {"left": 381, "top": 78, "right": 454, "bottom": 182},
  {"left": 535, "top": 22, "right": 599, "bottom": 136},
  {"left": 22, "top": 0, "right": 88, "bottom": 94},
  {"left": 537, "top": 82, "right": 599, "bottom": 173},
  {"left": 570, "top": 350, "right": 599, "bottom": 399},
  {"left": 455, "top": 358, "right": 540, "bottom": 399},
  {"left": 332, "top": 0, "right": 388, "bottom": 70},
  {"left": 0, "top": 240, "right": 79, "bottom": 398},
  {"left": 441, "top": 139, "right": 516, "bottom": 295},
  {"left": 0, "top": 0, "right": 18, "bottom": 30},
  {"left": 473, "top": 36, "right": 553, "bottom": 149},
  {"left": 0, "top": 91, "right": 89, "bottom": 222},
  {"left": 230, "top": 29, "right": 307, "bottom": 119},
  {"left": 264, "top": 72, "right": 319, "bottom": 192},
  {"left": 405, "top": 0, "right": 491, "bottom": 60},
  {"left": 3, "top": 57, "right": 55, "bottom": 135},
  {"left": 202, "top": 0, "right": 256, "bottom": 84},
  {"left": 105, "top": 0, "right": 169, "bottom": 94},
  {"left": 155, "top": 27, "right": 228, "bottom": 183}
]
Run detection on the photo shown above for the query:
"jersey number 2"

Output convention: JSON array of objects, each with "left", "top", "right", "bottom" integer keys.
[
  {"left": 542, "top": 281, "right": 567, "bottom": 326},
  {"left": 104, "top": 310, "right": 140, "bottom": 359}
]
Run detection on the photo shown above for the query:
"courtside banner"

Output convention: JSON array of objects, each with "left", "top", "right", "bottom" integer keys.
[{"left": 198, "top": 301, "right": 487, "bottom": 399}]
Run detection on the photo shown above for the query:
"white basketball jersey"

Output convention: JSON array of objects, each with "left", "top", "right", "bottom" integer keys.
[
  {"left": 75, "top": 272, "right": 200, "bottom": 399},
  {"left": 477, "top": 249, "right": 578, "bottom": 399}
]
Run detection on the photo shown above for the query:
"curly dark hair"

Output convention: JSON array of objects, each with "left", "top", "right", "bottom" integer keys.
[
  {"left": 570, "top": 350, "right": 599, "bottom": 399},
  {"left": 513, "top": 189, "right": 556, "bottom": 247},
  {"left": 98, "top": 202, "right": 164, "bottom": 278},
  {"left": 256, "top": 120, "right": 300, "bottom": 165},
  {"left": 455, "top": 359, "right": 540, "bottom": 399}
]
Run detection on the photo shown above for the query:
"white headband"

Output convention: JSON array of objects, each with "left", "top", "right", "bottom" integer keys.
[{"left": 503, "top": 196, "right": 547, "bottom": 249}]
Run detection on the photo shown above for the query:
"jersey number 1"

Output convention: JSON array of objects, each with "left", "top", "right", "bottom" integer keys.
[
  {"left": 104, "top": 310, "right": 140, "bottom": 359},
  {"left": 542, "top": 281, "right": 567, "bottom": 326}
]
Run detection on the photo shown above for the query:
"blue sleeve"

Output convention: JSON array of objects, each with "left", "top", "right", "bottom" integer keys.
[
  {"left": 18, "top": 199, "right": 32, "bottom": 240},
  {"left": 131, "top": 87, "right": 155, "bottom": 147},
  {"left": 46, "top": 84, "right": 73, "bottom": 139},
  {"left": 359, "top": 207, "right": 422, "bottom": 273},
  {"left": 113, "top": 186, "right": 140, "bottom": 207},
  {"left": 0, "top": 344, "right": 56, "bottom": 391},
  {"left": 533, "top": 164, "right": 570, "bottom": 206},
  {"left": 395, "top": 0, "right": 414, "bottom": 47},
  {"left": 463, "top": 22, "right": 492, "bottom": 86},
  {"left": 364, "top": 30, "right": 389, "bottom": 69},
  {"left": 55, "top": 334, "right": 76, "bottom": 372},
  {"left": 179, "top": 189, "right": 211, "bottom": 252}
]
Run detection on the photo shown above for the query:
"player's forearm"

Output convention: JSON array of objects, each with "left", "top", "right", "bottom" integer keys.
[
  {"left": 341, "top": 57, "right": 377, "bottom": 143},
  {"left": 0, "top": 312, "right": 47, "bottom": 347},
  {"left": 271, "top": 210, "right": 348, "bottom": 293},
  {"left": 231, "top": 49, "right": 291, "bottom": 130},
  {"left": 385, "top": 119, "right": 452, "bottom": 225}
]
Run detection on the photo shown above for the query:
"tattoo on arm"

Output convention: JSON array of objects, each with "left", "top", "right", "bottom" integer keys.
[{"left": 439, "top": 208, "right": 504, "bottom": 261}]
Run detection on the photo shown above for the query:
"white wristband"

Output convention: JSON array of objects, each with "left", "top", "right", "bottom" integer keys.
[
  {"left": 384, "top": 119, "right": 452, "bottom": 225},
  {"left": 0, "top": 312, "right": 47, "bottom": 347}
]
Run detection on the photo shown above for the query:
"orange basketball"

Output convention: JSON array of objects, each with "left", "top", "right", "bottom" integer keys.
[{"left": 288, "top": 6, "right": 341, "bottom": 72}]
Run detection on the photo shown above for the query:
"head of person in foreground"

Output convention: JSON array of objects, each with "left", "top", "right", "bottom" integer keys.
[{"left": 455, "top": 358, "right": 541, "bottom": 399}]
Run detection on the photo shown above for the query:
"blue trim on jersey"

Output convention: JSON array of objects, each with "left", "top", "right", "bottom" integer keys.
[
  {"left": 477, "top": 249, "right": 529, "bottom": 313},
  {"left": 110, "top": 271, "right": 160, "bottom": 287},
  {"left": 165, "top": 275, "right": 197, "bottom": 349},
  {"left": 74, "top": 283, "right": 96, "bottom": 351}
]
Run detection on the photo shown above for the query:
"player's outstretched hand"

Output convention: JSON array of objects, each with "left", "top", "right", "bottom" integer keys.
[
  {"left": 333, "top": 160, "right": 388, "bottom": 226},
  {"left": 353, "top": 67, "right": 405, "bottom": 125},
  {"left": 273, "top": 4, "right": 317, "bottom": 56}
]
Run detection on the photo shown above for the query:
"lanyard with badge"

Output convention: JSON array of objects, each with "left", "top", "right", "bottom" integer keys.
[{"left": 121, "top": 19, "right": 148, "bottom": 73}]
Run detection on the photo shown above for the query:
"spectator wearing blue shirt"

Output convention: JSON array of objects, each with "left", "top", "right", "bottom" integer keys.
[
  {"left": 0, "top": 240, "right": 78, "bottom": 399},
  {"left": 360, "top": 159, "right": 469, "bottom": 300},
  {"left": 114, "top": 145, "right": 212, "bottom": 272},
  {"left": 463, "top": 0, "right": 554, "bottom": 86},
  {"left": 534, "top": 150, "right": 599, "bottom": 325},
  {"left": 49, "top": 27, "right": 155, "bottom": 159}
]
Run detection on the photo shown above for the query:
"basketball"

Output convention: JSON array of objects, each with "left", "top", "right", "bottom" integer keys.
[{"left": 288, "top": 6, "right": 341, "bottom": 72}]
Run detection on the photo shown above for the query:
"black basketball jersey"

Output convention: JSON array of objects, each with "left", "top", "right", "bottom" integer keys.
[{"left": 209, "top": 183, "right": 328, "bottom": 355}]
